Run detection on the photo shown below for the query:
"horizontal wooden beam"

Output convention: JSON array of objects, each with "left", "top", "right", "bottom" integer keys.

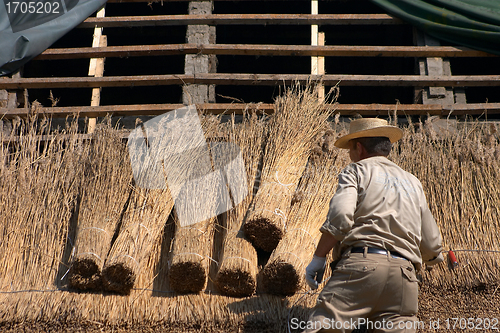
[
  {"left": 335, "top": 103, "right": 500, "bottom": 116},
  {"left": 2, "top": 103, "right": 500, "bottom": 119},
  {"left": 35, "top": 44, "right": 495, "bottom": 60},
  {"left": 78, "top": 14, "right": 402, "bottom": 28},
  {"left": 1, "top": 74, "right": 500, "bottom": 89},
  {"left": 0, "top": 103, "right": 274, "bottom": 118}
]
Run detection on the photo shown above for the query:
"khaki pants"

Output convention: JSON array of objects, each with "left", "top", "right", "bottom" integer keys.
[{"left": 304, "top": 250, "right": 420, "bottom": 333}]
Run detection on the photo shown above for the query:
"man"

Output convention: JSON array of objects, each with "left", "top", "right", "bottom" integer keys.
[{"left": 304, "top": 118, "right": 444, "bottom": 333}]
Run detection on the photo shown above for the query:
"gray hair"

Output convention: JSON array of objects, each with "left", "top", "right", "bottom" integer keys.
[{"left": 351, "top": 137, "right": 392, "bottom": 156}]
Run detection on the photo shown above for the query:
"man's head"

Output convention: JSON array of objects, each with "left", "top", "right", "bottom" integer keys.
[
  {"left": 334, "top": 118, "right": 402, "bottom": 162},
  {"left": 348, "top": 137, "right": 392, "bottom": 162}
]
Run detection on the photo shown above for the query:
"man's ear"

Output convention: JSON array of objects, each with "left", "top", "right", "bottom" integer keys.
[
  {"left": 356, "top": 141, "right": 364, "bottom": 153},
  {"left": 356, "top": 141, "right": 368, "bottom": 158}
]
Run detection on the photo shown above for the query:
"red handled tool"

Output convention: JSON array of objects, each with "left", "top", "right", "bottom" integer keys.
[{"left": 448, "top": 250, "right": 458, "bottom": 268}]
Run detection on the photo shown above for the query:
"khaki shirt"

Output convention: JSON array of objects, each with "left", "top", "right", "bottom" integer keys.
[{"left": 321, "top": 156, "right": 444, "bottom": 268}]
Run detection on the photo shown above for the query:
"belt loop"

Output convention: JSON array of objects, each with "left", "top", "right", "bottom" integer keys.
[
  {"left": 363, "top": 246, "right": 368, "bottom": 258},
  {"left": 386, "top": 250, "right": 392, "bottom": 262}
]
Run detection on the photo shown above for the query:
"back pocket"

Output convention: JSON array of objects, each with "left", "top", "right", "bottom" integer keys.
[
  {"left": 400, "top": 265, "right": 419, "bottom": 315},
  {"left": 338, "top": 262, "right": 378, "bottom": 273}
]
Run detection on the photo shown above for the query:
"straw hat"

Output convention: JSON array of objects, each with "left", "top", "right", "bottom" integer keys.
[{"left": 334, "top": 118, "right": 403, "bottom": 149}]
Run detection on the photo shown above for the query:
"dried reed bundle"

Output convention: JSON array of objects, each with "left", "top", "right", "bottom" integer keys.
[
  {"left": 214, "top": 113, "right": 266, "bottom": 297},
  {"left": 68, "top": 126, "right": 133, "bottom": 291},
  {"left": 244, "top": 84, "right": 336, "bottom": 252},
  {"left": 102, "top": 109, "right": 221, "bottom": 294},
  {"left": 393, "top": 119, "right": 500, "bottom": 290},
  {"left": 102, "top": 188, "right": 173, "bottom": 294},
  {"left": 168, "top": 116, "right": 226, "bottom": 293},
  {"left": 168, "top": 217, "right": 217, "bottom": 293},
  {"left": 0, "top": 114, "right": 82, "bottom": 291},
  {"left": 261, "top": 127, "right": 350, "bottom": 295}
]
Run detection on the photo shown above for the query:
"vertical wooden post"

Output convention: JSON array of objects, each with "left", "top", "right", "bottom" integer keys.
[
  {"left": 311, "top": 0, "right": 325, "bottom": 101},
  {"left": 88, "top": 6, "right": 106, "bottom": 134},
  {"left": 311, "top": 0, "right": 319, "bottom": 74},
  {"left": 317, "top": 32, "right": 325, "bottom": 100}
]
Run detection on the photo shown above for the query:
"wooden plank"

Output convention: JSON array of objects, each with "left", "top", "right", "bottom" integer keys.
[
  {"left": 0, "top": 103, "right": 275, "bottom": 118},
  {"left": 2, "top": 133, "right": 96, "bottom": 143},
  {"left": 77, "top": 14, "right": 402, "bottom": 28},
  {"left": 35, "top": 44, "right": 495, "bottom": 60},
  {"left": 3, "top": 103, "right": 500, "bottom": 119},
  {"left": 318, "top": 33, "right": 325, "bottom": 99},
  {"left": 311, "top": 0, "right": 320, "bottom": 79},
  {"left": 311, "top": 0, "right": 319, "bottom": 98},
  {"left": 334, "top": 103, "right": 500, "bottom": 115},
  {"left": 88, "top": 6, "right": 106, "bottom": 134},
  {"left": 2, "top": 74, "right": 500, "bottom": 89},
  {"left": 88, "top": 36, "right": 107, "bottom": 132}
]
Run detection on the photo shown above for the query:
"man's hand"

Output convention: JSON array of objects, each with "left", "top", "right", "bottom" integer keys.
[{"left": 305, "top": 255, "right": 327, "bottom": 290}]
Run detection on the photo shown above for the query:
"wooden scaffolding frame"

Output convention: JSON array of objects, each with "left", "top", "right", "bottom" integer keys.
[{"left": 1, "top": 0, "right": 499, "bottom": 128}]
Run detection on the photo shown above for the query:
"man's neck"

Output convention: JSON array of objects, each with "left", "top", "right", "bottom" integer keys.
[{"left": 359, "top": 154, "right": 386, "bottom": 161}]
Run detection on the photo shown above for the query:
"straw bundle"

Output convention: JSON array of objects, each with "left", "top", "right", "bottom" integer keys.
[
  {"left": 393, "top": 119, "right": 500, "bottom": 290},
  {"left": 243, "top": 84, "right": 336, "bottom": 252},
  {"left": 261, "top": 127, "right": 350, "bottom": 295},
  {"left": 214, "top": 113, "right": 267, "bottom": 297},
  {"left": 102, "top": 188, "right": 173, "bottom": 294},
  {"left": 68, "top": 126, "right": 132, "bottom": 291},
  {"left": 168, "top": 218, "right": 217, "bottom": 293},
  {"left": 168, "top": 116, "right": 225, "bottom": 294}
]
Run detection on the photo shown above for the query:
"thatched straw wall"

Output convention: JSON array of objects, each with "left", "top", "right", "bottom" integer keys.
[
  {"left": 243, "top": 84, "right": 336, "bottom": 252},
  {"left": 1, "top": 102, "right": 500, "bottom": 332},
  {"left": 393, "top": 119, "right": 500, "bottom": 291},
  {"left": 0, "top": 115, "right": 82, "bottom": 291}
]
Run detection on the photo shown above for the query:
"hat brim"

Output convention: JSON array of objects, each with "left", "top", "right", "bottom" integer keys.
[{"left": 334, "top": 126, "right": 403, "bottom": 149}]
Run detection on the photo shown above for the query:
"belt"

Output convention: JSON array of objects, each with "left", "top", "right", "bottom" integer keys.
[{"left": 350, "top": 247, "right": 409, "bottom": 261}]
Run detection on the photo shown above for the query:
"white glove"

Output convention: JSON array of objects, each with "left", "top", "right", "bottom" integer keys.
[{"left": 305, "top": 255, "right": 327, "bottom": 290}]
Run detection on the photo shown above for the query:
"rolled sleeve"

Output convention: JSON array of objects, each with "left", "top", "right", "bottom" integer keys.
[
  {"left": 320, "top": 166, "right": 358, "bottom": 241},
  {"left": 420, "top": 199, "right": 444, "bottom": 266}
]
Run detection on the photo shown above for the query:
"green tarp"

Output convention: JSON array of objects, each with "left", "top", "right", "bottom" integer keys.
[{"left": 371, "top": 0, "right": 500, "bottom": 55}]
